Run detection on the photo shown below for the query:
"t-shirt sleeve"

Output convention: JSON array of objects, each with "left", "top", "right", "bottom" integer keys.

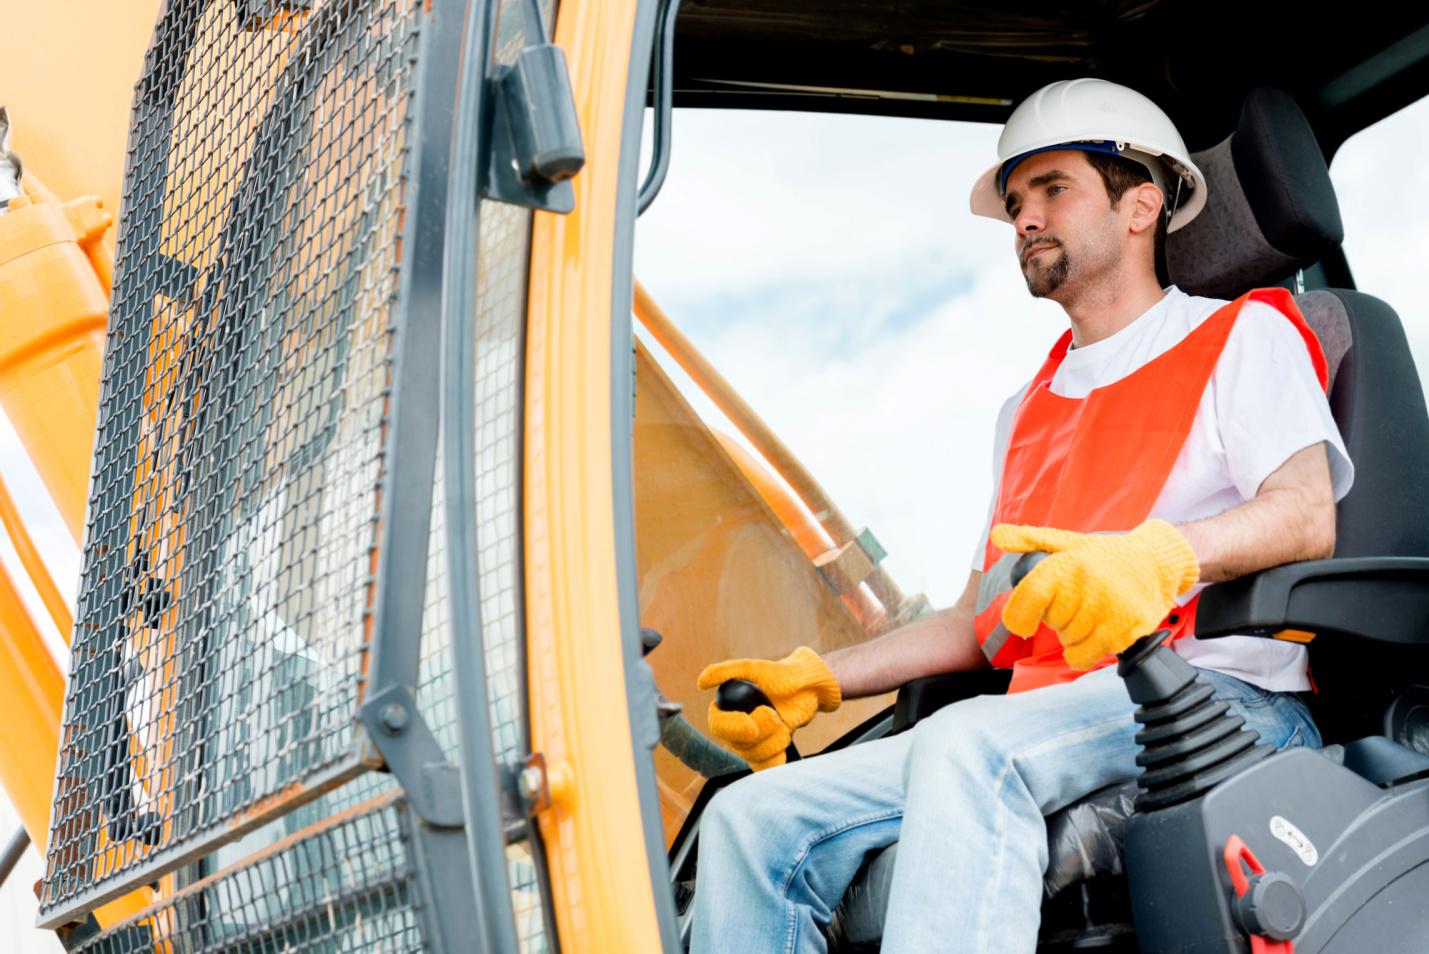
[
  {"left": 971, "top": 389, "right": 1024, "bottom": 571},
  {"left": 1213, "top": 300, "right": 1354, "bottom": 502}
]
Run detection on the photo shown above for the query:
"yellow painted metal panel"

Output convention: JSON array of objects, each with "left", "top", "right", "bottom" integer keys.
[{"left": 524, "top": 0, "right": 665, "bottom": 948}]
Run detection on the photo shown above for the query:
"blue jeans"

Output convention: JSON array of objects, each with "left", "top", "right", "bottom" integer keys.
[{"left": 689, "top": 666, "right": 1319, "bottom": 954}]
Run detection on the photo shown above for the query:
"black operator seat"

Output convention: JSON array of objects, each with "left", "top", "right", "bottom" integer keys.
[
  {"left": 1175, "top": 89, "right": 1429, "bottom": 743},
  {"left": 824, "top": 88, "right": 1429, "bottom": 953}
]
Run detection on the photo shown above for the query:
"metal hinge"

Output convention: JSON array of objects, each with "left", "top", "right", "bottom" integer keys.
[
  {"left": 482, "top": 44, "right": 585, "bottom": 213},
  {"left": 358, "top": 686, "right": 464, "bottom": 828}
]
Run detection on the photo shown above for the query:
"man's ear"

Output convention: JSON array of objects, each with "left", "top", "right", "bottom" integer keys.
[{"left": 1127, "top": 182, "right": 1164, "bottom": 236}]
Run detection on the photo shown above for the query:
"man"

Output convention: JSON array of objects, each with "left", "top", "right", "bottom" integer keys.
[{"left": 688, "top": 78, "right": 1354, "bottom": 953}]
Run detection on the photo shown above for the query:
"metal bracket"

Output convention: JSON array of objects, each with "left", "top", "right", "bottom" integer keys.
[
  {"left": 481, "top": 44, "right": 584, "bottom": 213},
  {"left": 516, "top": 752, "right": 551, "bottom": 816},
  {"left": 358, "top": 686, "right": 464, "bottom": 828}
]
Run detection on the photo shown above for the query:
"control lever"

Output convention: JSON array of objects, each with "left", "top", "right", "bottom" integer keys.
[
  {"left": 1009, "top": 550, "right": 1167, "bottom": 660},
  {"left": 715, "top": 679, "right": 801, "bottom": 765},
  {"left": 1010, "top": 549, "right": 1268, "bottom": 810}
]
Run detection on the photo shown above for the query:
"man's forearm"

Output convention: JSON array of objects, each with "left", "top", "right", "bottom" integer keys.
[
  {"left": 822, "top": 602, "right": 987, "bottom": 700},
  {"left": 1178, "top": 443, "right": 1336, "bottom": 583}
]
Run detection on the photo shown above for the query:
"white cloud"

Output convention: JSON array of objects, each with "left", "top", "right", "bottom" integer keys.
[
  {"left": 0, "top": 796, "right": 59, "bottom": 953},
  {"left": 1331, "top": 94, "right": 1429, "bottom": 375},
  {"left": 636, "top": 110, "right": 1064, "bottom": 607},
  {"left": 638, "top": 110, "right": 1011, "bottom": 301}
]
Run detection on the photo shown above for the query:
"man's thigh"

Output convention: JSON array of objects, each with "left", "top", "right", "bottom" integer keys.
[
  {"left": 906, "top": 667, "right": 1143, "bottom": 816},
  {"left": 705, "top": 725, "right": 915, "bottom": 849}
]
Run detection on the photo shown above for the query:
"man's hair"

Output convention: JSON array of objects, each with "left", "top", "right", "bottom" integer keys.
[{"left": 1084, "top": 151, "right": 1168, "bottom": 265}]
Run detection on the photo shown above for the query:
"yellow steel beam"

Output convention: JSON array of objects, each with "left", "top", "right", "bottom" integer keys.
[
  {"left": 0, "top": 177, "right": 109, "bottom": 545},
  {"left": 0, "top": 472, "right": 74, "bottom": 642},
  {"left": 523, "top": 0, "right": 665, "bottom": 949},
  {"left": 0, "top": 559, "right": 63, "bottom": 854}
]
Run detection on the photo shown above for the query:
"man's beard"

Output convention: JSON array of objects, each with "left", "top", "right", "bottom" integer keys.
[{"left": 1024, "top": 245, "right": 1070, "bottom": 298}]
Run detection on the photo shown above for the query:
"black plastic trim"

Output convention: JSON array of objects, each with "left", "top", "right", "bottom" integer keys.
[
  {"left": 1195, "top": 557, "right": 1429, "bottom": 645},
  {"left": 889, "top": 668, "right": 1012, "bottom": 734}
]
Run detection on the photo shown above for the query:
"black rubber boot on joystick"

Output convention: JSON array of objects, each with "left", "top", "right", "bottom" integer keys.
[{"left": 1117, "top": 631, "right": 1271, "bottom": 811}]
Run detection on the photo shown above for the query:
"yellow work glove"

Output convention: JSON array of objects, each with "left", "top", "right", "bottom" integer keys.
[
  {"left": 696, "top": 646, "right": 842, "bottom": 771},
  {"left": 990, "top": 519, "right": 1200, "bottom": 670}
]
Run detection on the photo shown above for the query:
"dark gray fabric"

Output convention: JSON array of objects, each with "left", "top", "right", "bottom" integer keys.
[
  {"left": 826, "top": 841, "right": 898, "bottom": 950},
  {"left": 1295, "top": 290, "right": 1353, "bottom": 393},
  {"left": 1313, "top": 289, "right": 1429, "bottom": 559},
  {"left": 1168, "top": 135, "right": 1301, "bottom": 299},
  {"left": 1167, "top": 88, "right": 1342, "bottom": 298},
  {"left": 1231, "top": 88, "right": 1344, "bottom": 259},
  {"left": 1041, "top": 781, "right": 1139, "bottom": 896}
]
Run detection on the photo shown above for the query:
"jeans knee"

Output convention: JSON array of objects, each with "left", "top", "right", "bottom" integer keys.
[
  {"left": 911, "top": 695, "right": 1006, "bottom": 766},
  {"left": 700, "top": 773, "right": 788, "bottom": 859}
]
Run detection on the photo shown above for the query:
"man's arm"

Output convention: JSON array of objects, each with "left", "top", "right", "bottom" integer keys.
[
  {"left": 1178, "top": 441, "right": 1336, "bottom": 583},
  {"left": 821, "top": 570, "right": 988, "bottom": 700}
]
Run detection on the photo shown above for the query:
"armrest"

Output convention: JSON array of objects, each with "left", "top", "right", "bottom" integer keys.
[
  {"left": 890, "top": 668, "right": 1011, "bottom": 734},
  {"left": 1195, "top": 557, "right": 1429, "bottom": 645}
]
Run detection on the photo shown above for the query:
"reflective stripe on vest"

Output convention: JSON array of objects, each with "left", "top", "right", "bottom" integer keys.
[{"left": 975, "top": 288, "right": 1328, "bottom": 693}]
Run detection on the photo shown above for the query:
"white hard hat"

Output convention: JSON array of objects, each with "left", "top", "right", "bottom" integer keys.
[{"left": 970, "top": 78, "right": 1207, "bottom": 233}]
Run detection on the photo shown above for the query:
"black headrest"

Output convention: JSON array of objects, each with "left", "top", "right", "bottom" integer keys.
[{"left": 1167, "top": 88, "right": 1344, "bottom": 299}]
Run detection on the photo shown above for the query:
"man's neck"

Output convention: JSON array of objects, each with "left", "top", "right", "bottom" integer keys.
[{"left": 1062, "top": 273, "right": 1168, "bottom": 348}]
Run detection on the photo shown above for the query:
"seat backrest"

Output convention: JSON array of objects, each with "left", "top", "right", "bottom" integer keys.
[{"left": 1167, "top": 88, "right": 1429, "bottom": 560}]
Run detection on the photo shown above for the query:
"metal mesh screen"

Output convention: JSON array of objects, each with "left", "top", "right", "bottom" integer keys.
[
  {"left": 469, "top": 1, "right": 553, "bottom": 948},
  {"left": 474, "top": 195, "right": 548, "bottom": 949},
  {"left": 72, "top": 795, "right": 426, "bottom": 953},
  {"left": 43, "top": 0, "right": 423, "bottom": 918}
]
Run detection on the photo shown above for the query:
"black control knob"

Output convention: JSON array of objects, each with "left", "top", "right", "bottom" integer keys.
[
  {"left": 715, "top": 679, "right": 800, "bottom": 764},
  {"left": 1234, "top": 871, "right": 1306, "bottom": 941}
]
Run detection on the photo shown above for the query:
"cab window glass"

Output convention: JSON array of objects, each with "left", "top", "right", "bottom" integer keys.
[
  {"left": 632, "top": 108, "right": 1065, "bottom": 843},
  {"left": 1329, "top": 93, "right": 1429, "bottom": 393}
]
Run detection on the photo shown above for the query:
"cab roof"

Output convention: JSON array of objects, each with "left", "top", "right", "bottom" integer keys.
[{"left": 670, "top": 0, "right": 1429, "bottom": 152}]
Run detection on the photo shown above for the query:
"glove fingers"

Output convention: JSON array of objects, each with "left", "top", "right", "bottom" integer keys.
[
  {"left": 989, "top": 523, "right": 1083, "bottom": 555},
  {"left": 707, "top": 703, "right": 787, "bottom": 749},
  {"left": 1056, "top": 601, "right": 1098, "bottom": 644},
  {"left": 697, "top": 657, "right": 772, "bottom": 692},
  {"left": 773, "top": 692, "right": 819, "bottom": 731},
  {"left": 1001, "top": 555, "right": 1063, "bottom": 637},
  {"left": 733, "top": 723, "right": 793, "bottom": 767},
  {"left": 1064, "top": 627, "right": 1114, "bottom": 671},
  {"left": 1042, "top": 578, "right": 1089, "bottom": 634},
  {"left": 707, "top": 703, "right": 770, "bottom": 745},
  {"left": 1064, "top": 618, "right": 1144, "bottom": 670},
  {"left": 698, "top": 649, "right": 841, "bottom": 717}
]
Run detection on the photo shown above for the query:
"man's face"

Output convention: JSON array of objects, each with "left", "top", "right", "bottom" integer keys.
[{"left": 1001, "top": 150, "right": 1123, "bottom": 301}]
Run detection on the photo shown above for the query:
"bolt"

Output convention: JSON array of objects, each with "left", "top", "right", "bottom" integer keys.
[
  {"left": 517, "top": 764, "right": 545, "bottom": 804},
  {"left": 379, "top": 703, "right": 409, "bottom": 735}
]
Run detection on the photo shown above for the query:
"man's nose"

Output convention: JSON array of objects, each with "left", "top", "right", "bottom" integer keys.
[{"left": 1014, "top": 202, "right": 1043, "bottom": 235}]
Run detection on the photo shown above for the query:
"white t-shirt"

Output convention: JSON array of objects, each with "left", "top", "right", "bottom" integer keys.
[{"left": 973, "top": 286, "right": 1354, "bottom": 691}]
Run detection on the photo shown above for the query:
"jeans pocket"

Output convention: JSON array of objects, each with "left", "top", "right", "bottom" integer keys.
[
  {"left": 1202, "top": 669, "right": 1274, "bottom": 709},
  {"left": 1241, "top": 694, "right": 1320, "bottom": 751}
]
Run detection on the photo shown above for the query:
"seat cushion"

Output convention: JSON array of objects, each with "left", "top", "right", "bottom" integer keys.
[
  {"left": 1340, "top": 736, "right": 1429, "bottom": 786},
  {"left": 825, "top": 780, "right": 1140, "bottom": 950}
]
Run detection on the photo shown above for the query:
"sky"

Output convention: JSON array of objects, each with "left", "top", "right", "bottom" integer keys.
[
  {"left": 1, "top": 92, "right": 1427, "bottom": 946},
  {"left": 632, "top": 94, "right": 1429, "bottom": 609}
]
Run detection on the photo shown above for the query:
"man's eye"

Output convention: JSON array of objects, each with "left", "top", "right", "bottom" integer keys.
[
  {"left": 1048, "top": 185, "right": 1066, "bottom": 196},
  {"left": 1008, "top": 205, "right": 1021, "bottom": 218}
]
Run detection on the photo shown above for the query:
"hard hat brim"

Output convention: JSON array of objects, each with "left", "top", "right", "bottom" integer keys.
[{"left": 968, "top": 147, "right": 1207, "bottom": 233}]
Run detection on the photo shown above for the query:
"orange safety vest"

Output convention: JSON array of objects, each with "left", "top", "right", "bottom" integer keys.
[{"left": 974, "top": 288, "right": 1329, "bottom": 694}]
